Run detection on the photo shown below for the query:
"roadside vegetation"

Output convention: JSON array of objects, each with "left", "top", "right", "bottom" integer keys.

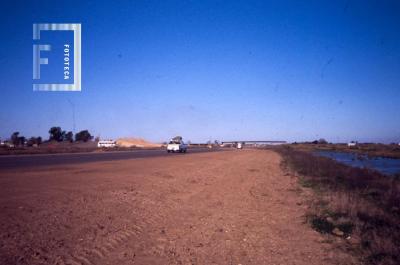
[
  {"left": 291, "top": 141, "right": 400, "bottom": 159},
  {"left": 277, "top": 146, "right": 400, "bottom": 265},
  {"left": 0, "top": 126, "right": 94, "bottom": 155}
]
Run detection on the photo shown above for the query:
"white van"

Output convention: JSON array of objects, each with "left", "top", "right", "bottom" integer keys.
[{"left": 97, "top": 140, "right": 117, "bottom": 148}]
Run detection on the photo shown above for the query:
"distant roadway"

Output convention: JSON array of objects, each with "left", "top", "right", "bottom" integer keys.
[{"left": 0, "top": 148, "right": 224, "bottom": 169}]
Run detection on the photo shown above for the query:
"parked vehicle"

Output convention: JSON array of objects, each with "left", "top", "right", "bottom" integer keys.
[
  {"left": 97, "top": 140, "right": 117, "bottom": 148},
  {"left": 167, "top": 136, "right": 187, "bottom": 153}
]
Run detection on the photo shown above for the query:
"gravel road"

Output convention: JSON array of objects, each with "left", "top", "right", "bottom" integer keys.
[{"left": 0, "top": 149, "right": 353, "bottom": 264}]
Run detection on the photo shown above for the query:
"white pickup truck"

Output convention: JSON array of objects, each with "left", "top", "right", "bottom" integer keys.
[{"left": 167, "top": 139, "right": 187, "bottom": 153}]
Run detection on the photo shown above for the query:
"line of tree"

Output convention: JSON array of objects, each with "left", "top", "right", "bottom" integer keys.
[
  {"left": 6, "top": 127, "right": 93, "bottom": 147},
  {"left": 27, "top": 136, "right": 42, "bottom": 146},
  {"left": 49, "top": 127, "right": 73, "bottom": 142},
  {"left": 9, "top": 132, "right": 42, "bottom": 147},
  {"left": 48, "top": 127, "right": 93, "bottom": 142},
  {"left": 297, "top": 138, "right": 329, "bottom": 145}
]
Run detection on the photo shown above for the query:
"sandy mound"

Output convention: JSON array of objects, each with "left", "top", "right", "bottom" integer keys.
[{"left": 116, "top": 138, "right": 161, "bottom": 148}]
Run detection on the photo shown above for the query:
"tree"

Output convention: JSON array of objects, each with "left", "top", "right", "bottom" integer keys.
[
  {"left": 49, "top": 127, "right": 63, "bottom": 142},
  {"left": 27, "top": 137, "right": 35, "bottom": 147},
  {"left": 27, "top": 136, "right": 42, "bottom": 147},
  {"left": 11, "top": 132, "right": 25, "bottom": 146},
  {"left": 11, "top": 132, "right": 20, "bottom": 146},
  {"left": 61, "top": 130, "right": 66, "bottom": 141},
  {"left": 172, "top": 136, "right": 182, "bottom": 142},
  {"left": 170, "top": 136, "right": 183, "bottom": 144},
  {"left": 75, "top": 130, "right": 93, "bottom": 142},
  {"left": 19, "top": 136, "right": 26, "bottom": 146},
  {"left": 64, "top": 131, "right": 73, "bottom": 142}
]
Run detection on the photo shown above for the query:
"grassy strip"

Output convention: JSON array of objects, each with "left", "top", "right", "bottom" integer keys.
[
  {"left": 276, "top": 146, "right": 400, "bottom": 265},
  {"left": 290, "top": 143, "right": 400, "bottom": 159}
]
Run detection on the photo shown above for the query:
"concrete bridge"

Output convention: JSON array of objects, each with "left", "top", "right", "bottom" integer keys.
[{"left": 221, "top": 140, "right": 287, "bottom": 146}]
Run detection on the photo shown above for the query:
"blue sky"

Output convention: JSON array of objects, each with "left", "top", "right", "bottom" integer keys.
[{"left": 0, "top": 0, "right": 399, "bottom": 143}]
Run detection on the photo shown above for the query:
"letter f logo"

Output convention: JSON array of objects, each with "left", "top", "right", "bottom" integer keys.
[{"left": 33, "top": 44, "right": 51, "bottom": 79}]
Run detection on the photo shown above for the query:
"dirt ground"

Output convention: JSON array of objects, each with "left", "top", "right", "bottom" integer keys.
[{"left": 0, "top": 149, "right": 352, "bottom": 265}]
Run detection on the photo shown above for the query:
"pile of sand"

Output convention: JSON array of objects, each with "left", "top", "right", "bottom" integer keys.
[{"left": 116, "top": 138, "right": 161, "bottom": 148}]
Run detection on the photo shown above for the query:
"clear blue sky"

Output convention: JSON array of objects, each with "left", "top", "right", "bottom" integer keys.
[{"left": 0, "top": 0, "right": 399, "bottom": 143}]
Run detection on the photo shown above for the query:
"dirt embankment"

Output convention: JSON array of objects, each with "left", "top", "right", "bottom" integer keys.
[
  {"left": 116, "top": 138, "right": 162, "bottom": 148},
  {"left": 0, "top": 150, "right": 355, "bottom": 264}
]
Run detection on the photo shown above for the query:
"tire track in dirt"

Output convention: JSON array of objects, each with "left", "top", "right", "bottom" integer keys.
[
  {"left": 60, "top": 191, "right": 170, "bottom": 265},
  {"left": 61, "top": 229, "right": 138, "bottom": 265}
]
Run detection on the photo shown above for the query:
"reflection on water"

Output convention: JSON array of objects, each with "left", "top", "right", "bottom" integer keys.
[{"left": 314, "top": 151, "right": 400, "bottom": 176}]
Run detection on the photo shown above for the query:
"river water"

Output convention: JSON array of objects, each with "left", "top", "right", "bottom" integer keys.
[{"left": 314, "top": 151, "right": 400, "bottom": 176}]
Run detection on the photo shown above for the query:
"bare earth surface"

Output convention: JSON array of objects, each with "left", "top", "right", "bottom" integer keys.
[{"left": 0, "top": 150, "right": 347, "bottom": 264}]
